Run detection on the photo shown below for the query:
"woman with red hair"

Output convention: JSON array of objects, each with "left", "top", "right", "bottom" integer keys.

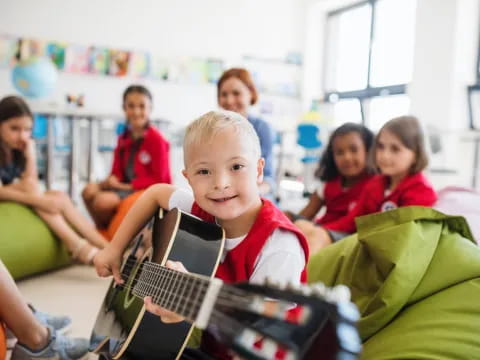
[{"left": 217, "top": 68, "right": 275, "bottom": 196}]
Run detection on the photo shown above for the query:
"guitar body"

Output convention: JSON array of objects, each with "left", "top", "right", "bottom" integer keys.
[{"left": 90, "top": 208, "right": 225, "bottom": 360}]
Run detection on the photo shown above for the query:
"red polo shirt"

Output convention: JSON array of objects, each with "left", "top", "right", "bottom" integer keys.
[
  {"left": 324, "top": 172, "right": 437, "bottom": 233},
  {"left": 111, "top": 125, "right": 172, "bottom": 189}
]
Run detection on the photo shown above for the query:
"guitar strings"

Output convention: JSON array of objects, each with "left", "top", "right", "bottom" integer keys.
[
  {"left": 118, "top": 280, "right": 252, "bottom": 316},
  {"left": 116, "top": 265, "right": 250, "bottom": 306},
  {"left": 119, "top": 260, "right": 250, "bottom": 300},
  {"left": 112, "top": 263, "right": 249, "bottom": 303},
  {"left": 113, "top": 276, "right": 251, "bottom": 322}
]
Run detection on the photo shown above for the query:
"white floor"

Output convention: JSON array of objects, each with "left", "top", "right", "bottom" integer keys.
[{"left": 13, "top": 265, "right": 111, "bottom": 359}]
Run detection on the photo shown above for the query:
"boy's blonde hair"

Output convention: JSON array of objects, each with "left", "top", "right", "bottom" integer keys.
[{"left": 183, "top": 110, "right": 261, "bottom": 164}]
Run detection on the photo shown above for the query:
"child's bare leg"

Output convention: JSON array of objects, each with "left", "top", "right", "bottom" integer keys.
[
  {"left": 81, "top": 183, "right": 104, "bottom": 227},
  {"left": 45, "top": 190, "right": 108, "bottom": 248},
  {"left": 0, "top": 260, "right": 49, "bottom": 350},
  {"left": 90, "top": 191, "right": 122, "bottom": 229},
  {"left": 294, "top": 220, "right": 332, "bottom": 255},
  {"left": 35, "top": 209, "right": 98, "bottom": 264}
]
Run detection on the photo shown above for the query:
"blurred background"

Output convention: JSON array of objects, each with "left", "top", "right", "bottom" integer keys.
[{"left": 0, "top": 0, "right": 479, "bottom": 208}]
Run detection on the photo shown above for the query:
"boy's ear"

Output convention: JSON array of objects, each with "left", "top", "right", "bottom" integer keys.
[
  {"left": 182, "top": 169, "right": 189, "bottom": 181},
  {"left": 256, "top": 158, "right": 265, "bottom": 184}
]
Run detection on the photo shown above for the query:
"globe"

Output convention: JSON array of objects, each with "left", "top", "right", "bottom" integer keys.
[{"left": 11, "top": 57, "right": 58, "bottom": 98}]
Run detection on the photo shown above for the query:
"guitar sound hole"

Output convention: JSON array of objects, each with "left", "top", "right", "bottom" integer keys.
[{"left": 124, "top": 254, "right": 151, "bottom": 308}]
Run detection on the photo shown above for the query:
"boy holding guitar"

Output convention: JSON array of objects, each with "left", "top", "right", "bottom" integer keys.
[{"left": 94, "top": 110, "right": 309, "bottom": 359}]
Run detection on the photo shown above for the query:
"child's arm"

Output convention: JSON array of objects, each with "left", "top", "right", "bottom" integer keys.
[
  {"left": 0, "top": 185, "right": 61, "bottom": 213},
  {"left": 94, "top": 183, "right": 177, "bottom": 283},
  {"left": 103, "top": 174, "right": 133, "bottom": 191},
  {"left": 298, "top": 193, "right": 324, "bottom": 220},
  {"left": 20, "top": 138, "right": 39, "bottom": 186}
]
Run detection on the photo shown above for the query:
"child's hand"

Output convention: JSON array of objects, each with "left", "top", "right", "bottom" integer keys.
[
  {"left": 94, "top": 246, "right": 124, "bottom": 284},
  {"left": 144, "top": 260, "right": 188, "bottom": 323},
  {"left": 22, "top": 138, "right": 36, "bottom": 158}
]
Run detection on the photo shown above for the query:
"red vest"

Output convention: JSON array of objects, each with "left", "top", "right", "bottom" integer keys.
[
  {"left": 191, "top": 199, "right": 309, "bottom": 360},
  {"left": 325, "top": 172, "right": 437, "bottom": 233},
  {"left": 316, "top": 175, "right": 372, "bottom": 225},
  {"left": 191, "top": 198, "right": 309, "bottom": 284}
]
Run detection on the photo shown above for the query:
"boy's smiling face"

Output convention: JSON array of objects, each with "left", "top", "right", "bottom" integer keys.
[{"left": 183, "top": 126, "right": 264, "bottom": 227}]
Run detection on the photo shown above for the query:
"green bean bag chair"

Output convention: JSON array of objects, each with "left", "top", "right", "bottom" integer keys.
[
  {"left": 307, "top": 206, "right": 480, "bottom": 360},
  {"left": 0, "top": 202, "right": 71, "bottom": 280}
]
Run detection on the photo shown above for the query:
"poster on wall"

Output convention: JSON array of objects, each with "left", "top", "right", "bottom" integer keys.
[
  {"left": 89, "top": 47, "right": 109, "bottom": 75},
  {"left": 65, "top": 45, "right": 90, "bottom": 73},
  {"left": 129, "top": 51, "right": 150, "bottom": 78},
  {"left": 18, "top": 38, "right": 46, "bottom": 60},
  {"left": 150, "top": 56, "right": 170, "bottom": 81},
  {"left": 206, "top": 58, "right": 224, "bottom": 83},
  {"left": 178, "top": 58, "right": 207, "bottom": 84},
  {"left": 109, "top": 50, "right": 130, "bottom": 76},
  {"left": 46, "top": 42, "right": 66, "bottom": 70},
  {"left": 0, "top": 35, "right": 19, "bottom": 67}
]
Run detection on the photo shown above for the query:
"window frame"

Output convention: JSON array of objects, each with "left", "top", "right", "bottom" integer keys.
[
  {"left": 323, "top": 0, "right": 411, "bottom": 125},
  {"left": 467, "top": 29, "right": 480, "bottom": 130}
]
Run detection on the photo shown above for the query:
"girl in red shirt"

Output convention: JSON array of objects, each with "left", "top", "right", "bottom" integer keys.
[
  {"left": 296, "top": 116, "right": 437, "bottom": 254},
  {"left": 82, "top": 85, "right": 172, "bottom": 229},
  {"left": 285, "top": 122, "right": 374, "bottom": 226}
]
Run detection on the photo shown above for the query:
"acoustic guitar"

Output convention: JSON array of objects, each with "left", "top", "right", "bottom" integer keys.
[{"left": 89, "top": 207, "right": 361, "bottom": 360}]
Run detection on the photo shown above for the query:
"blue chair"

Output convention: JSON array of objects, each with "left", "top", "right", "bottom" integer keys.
[
  {"left": 297, "top": 123, "right": 322, "bottom": 163},
  {"left": 297, "top": 123, "right": 322, "bottom": 195}
]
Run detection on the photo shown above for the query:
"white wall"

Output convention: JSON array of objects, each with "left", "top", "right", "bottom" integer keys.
[
  {"left": 408, "top": 0, "right": 479, "bottom": 130},
  {"left": 0, "top": 0, "right": 305, "bottom": 125}
]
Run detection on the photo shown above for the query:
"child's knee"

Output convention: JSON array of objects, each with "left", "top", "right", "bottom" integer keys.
[
  {"left": 82, "top": 183, "right": 99, "bottom": 200},
  {"left": 92, "top": 194, "right": 120, "bottom": 212}
]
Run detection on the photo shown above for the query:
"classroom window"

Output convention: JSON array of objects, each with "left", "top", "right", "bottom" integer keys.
[
  {"left": 467, "top": 25, "right": 480, "bottom": 130},
  {"left": 324, "top": 0, "right": 416, "bottom": 128},
  {"left": 331, "top": 98, "right": 363, "bottom": 125}
]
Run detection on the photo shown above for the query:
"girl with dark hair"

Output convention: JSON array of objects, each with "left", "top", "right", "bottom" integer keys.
[
  {"left": 286, "top": 122, "right": 374, "bottom": 226},
  {"left": 0, "top": 95, "right": 108, "bottom": 264},
  {"left": 82, "top": 85, "right": 172, "bottom": 229},
  {"left": 296, "top": 116, "right": 437, "bottom": 255}
]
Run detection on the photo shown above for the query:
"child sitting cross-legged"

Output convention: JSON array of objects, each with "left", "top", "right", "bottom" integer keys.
[
  {"left": 94, "top": 110, "right": 309, "bottom": 359},
  {"left": 285, "top": 123, "right": 375, "bottom": 238},
  {"left": 295, "top": 115, "right": 438, "bottom": 255}
]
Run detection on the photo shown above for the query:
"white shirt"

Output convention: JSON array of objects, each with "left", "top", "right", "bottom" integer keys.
[{"left": 169, "top": 189, "right": 306, "bottom": 287}]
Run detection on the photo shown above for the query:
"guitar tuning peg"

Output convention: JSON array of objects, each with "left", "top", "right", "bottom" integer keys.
[
  {"left": 330, "top": 285, "right": 351, "bottom": 303},
  {"left": 285, "top": 350, "right": 297, "bottom": 360},
  {"left": 261, "top": 339, "right": 278, "bottom": 359},
  {"left": 311, "top": 283, "right": 327, "bottom": 297},
  {"left": 264, "top": 277, "right": 285, "bottom": 289},
  {"left": 286, "top": 281, "right": 297, "bottom": 291},
  {"left": 298, "top": 284, "right": 312, "bottom": 296}
]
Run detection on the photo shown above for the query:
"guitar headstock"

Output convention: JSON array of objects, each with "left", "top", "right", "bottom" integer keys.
[{"left": 207, "top": 281, "right": 361, "bottom": 360}]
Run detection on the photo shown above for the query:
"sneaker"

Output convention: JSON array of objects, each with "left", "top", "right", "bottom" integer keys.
[
  {"left": 28, "top": 305, "right": 72, "bottom": 335},
  {"left": 11, "top": 326, "right": 89, "bottom": 360},
  {"left": 7, "top": 306, "right": 72, "bottom": 349}
]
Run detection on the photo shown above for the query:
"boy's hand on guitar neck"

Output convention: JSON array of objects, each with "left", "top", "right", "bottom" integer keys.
[
  {"left": 144, "top": 260, "right": 188, "bottom": 324},
  {"left": 94, "top": 246, "right": 124, "bottom": 284}
]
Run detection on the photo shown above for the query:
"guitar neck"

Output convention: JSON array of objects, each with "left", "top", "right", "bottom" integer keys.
[{"left": 132, "top": 261, "right": 229, "bottom": 328}]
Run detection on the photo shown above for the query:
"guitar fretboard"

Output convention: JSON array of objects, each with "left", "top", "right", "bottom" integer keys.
[{"left": 132, "top": 261, "right": 212, "bottom": 322}]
